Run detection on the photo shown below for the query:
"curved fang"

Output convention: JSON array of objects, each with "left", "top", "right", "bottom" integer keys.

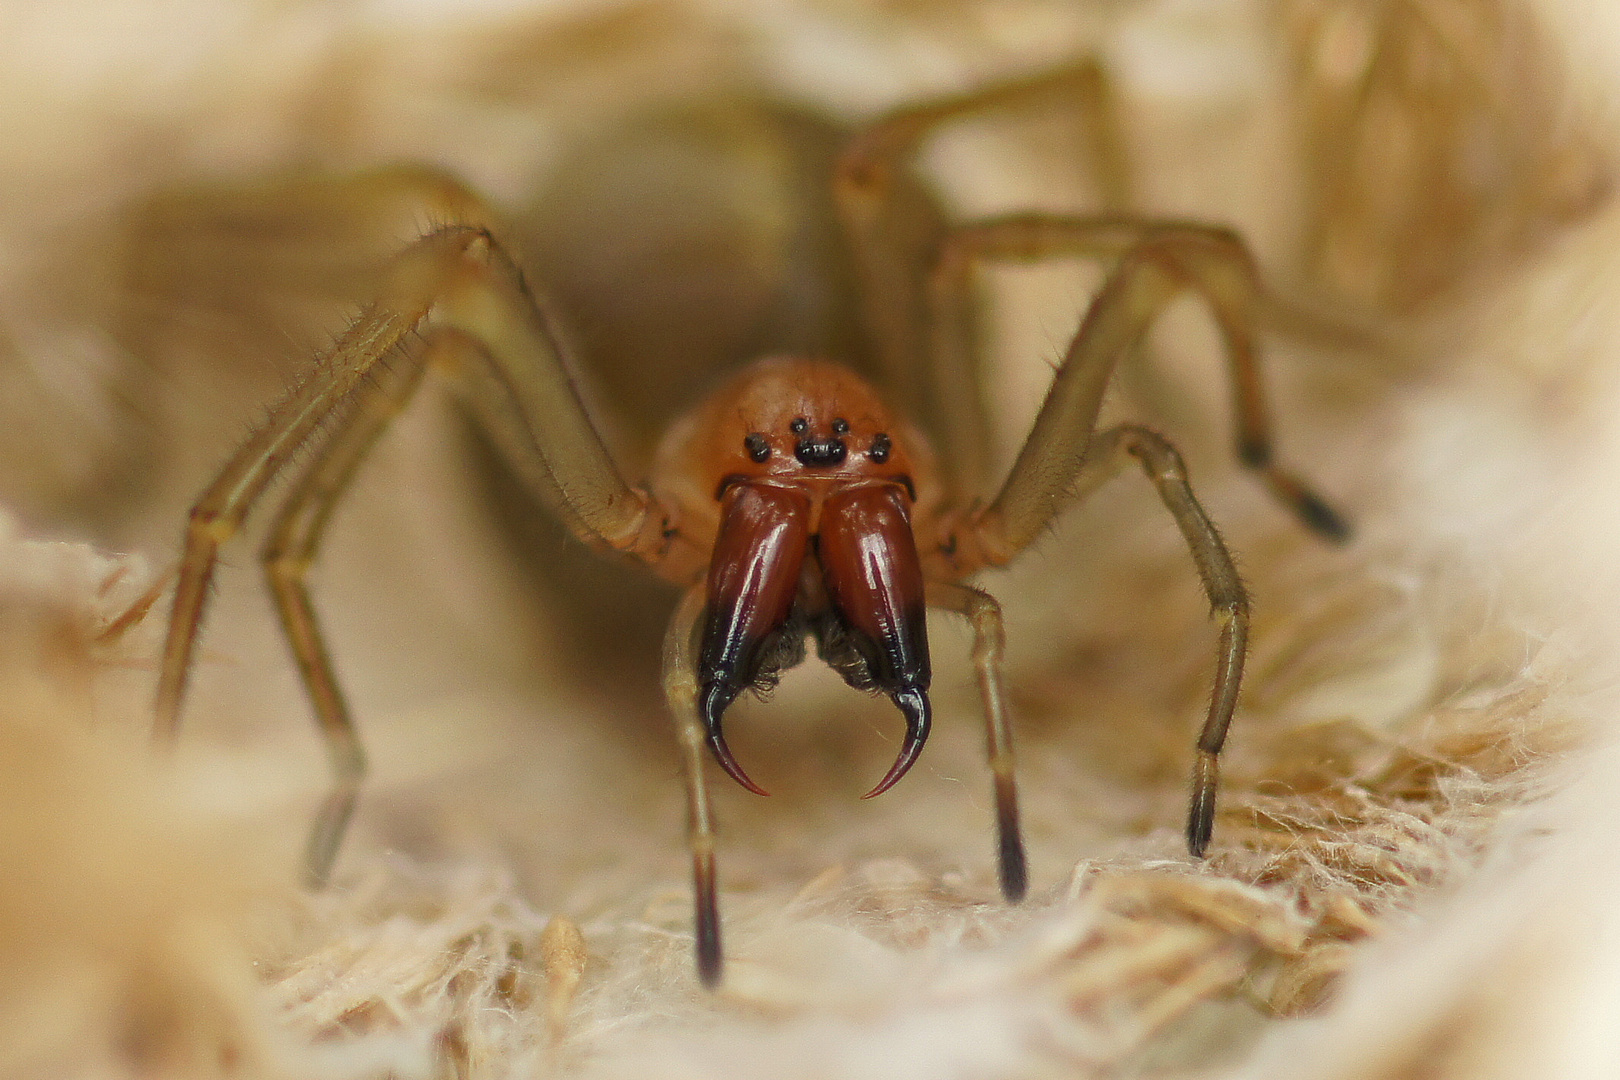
[
  {"left": 695, "top": 481, "right": 811, "bottom": 797},
  {"left": 862, "top": 686, "right": 931, "bottom": 799},
  {"left": 818, "top": 484, "right": 933, "bottom": 799},
  {"left": 700, "top": 681, "right": 769, "bottom": 796}
]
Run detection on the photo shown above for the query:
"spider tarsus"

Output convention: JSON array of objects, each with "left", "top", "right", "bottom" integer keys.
[
  {"left": 1186, "top": 750, "right": 1219, "bottom": 858},
  {"left": 1294, "top": 488, "right": 1352, "bottom": 544},
  {"left": 301, "top": 787, "right": 358, "bottom": 889},
  {"left": 693, "top": 849, "right": 723, "bottom": 988},
  {"left": 1263, "top": 468, "right": 1352, "bottom": 544},
  {"left": 1186, "top": 816, "right": 1211, "bottom": 859},
  {"left": 995, "top": 773, "right": 1028, "bottom": 902}
]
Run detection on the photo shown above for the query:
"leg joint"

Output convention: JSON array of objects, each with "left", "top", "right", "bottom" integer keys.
[
  {"left": 187, "top": 504, "right": 238, "bottom": 547},
  {"left": 1212, "top": 593, "right": 1251, "bottom": 626},
  {"left": 1117, "top": 424, "right": 1188, "bottom": 482},
  {"left": 328, "top": 739, "right": 367, "bottom": 785},
  {"left": 261, "top": 538, "right": 309, "bottom": 579}
]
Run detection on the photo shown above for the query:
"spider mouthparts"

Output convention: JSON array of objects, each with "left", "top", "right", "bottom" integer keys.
[
  {"left": 701, "top": 681, "right": 770, "bottom": 796},
  {"left": 861, "top": 687, "right": 931, "bottom": 798}
]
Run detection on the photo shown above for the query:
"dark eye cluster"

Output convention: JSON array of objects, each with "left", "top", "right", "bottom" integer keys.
[{"left": 742, "top": 420, "right": 894, "bottom": 466}]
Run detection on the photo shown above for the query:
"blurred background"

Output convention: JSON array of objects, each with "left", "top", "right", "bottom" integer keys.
[{"left": 0, "top": 0, "right": 1617, "bottom": 1077}]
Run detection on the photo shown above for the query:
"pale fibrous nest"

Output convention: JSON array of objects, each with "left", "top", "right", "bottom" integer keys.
[{"left": 0, "top": 1, "right": 1616, "bottom": 1078}]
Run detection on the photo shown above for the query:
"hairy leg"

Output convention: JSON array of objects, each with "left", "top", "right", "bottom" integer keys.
[
  {"left": 154, "top": 204, "right": 676, "bottom": 738},
  {"left": 932, "top": 217, "right": 1348, "bottom": 539},
  {"left": 974, "top": 420, "right": 1247, "bottom": 856},
  {"left": 153, "top": 227, "right": 483, "bottom": 738},
  {"left": 835, "top": 59, "right": 1131, "bottom": 493},
  {"left": 662, "top": 586, "right": 723, "bottom": 987},
  {"left": 927, "top": 581, "right": 1027, "bottom": 901},
  {"left": 261, "top": 335, "right": 475, "bottom": 885},
  {"left": 928, "top": 225, "right": 1263, "bottom": 853}
]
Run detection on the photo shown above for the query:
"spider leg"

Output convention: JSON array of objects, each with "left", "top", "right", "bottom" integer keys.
[
  {"left": 1097, "top": 425, "right": 1246, "bottom": 857},
  {"left": 153, "top": 182, "right": 693, "bottom": 913},
  {"left": 261, "top": 334, "right": 443, "bottom": 886},
  {"left": 153, "top": 227, "right": 482, "bottom": 739},
  {"left": 836, "top": 58, "right": 1130, "bottom": 493},
  {"left": 985, "top": 425, "right": 1245, "bottom": 858},
  {"left": 431, "top": 236, "right": 668, "bottom": 556},
  {"left": 662, "top": 585, "right": 724, "bottom": 987},
  {"left": 933, "top": 217, "right": 1348, "bottom": 539},
  {"left": 927, "top": 581, "right": 1026, "bottom": 901},
  {"left": 951, "top": 236, "right": 1253, "bottom": 856},
  {"left": 156, "top": 214, "right": 674, "bottom": 733}
]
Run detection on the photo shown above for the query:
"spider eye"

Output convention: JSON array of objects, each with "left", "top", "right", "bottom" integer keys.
[
  {"left": 789, "top": 417, "right": 809, "bottom": 435},
  {"left": 831, "top": 417, "right": 850, "bottom": 435},
  {"left": 869, "top": 433, "right": 892, "bottom": 464},
  {"left": 743, "top": 433, "right": 771, "bottom": 463}
]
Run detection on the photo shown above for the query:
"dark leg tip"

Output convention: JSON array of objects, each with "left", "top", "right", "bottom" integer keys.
[
  {"left": 1237, "top": 440, "right": 1272, "bottom": 470},
  {"left": 1186, "top": 778, "right": 1215, "bottom": 858},
  {"left": 1294, "top": 489, "right": 1352, "bottom": 544},
  {"left": 696, "top": 927, "right": 723, "bottom": 989},
  {"left": 694, "top": 853, "right": 723, "bottom": 989},
  {"left": 1261, "top": 468, "right": 1352, "bottom": 544},
  {"left": 1186, "top": 748, "right": 1222, "bottom": 858},
  {"left": 999, "top": 830, "right": 1029, "bottom": 903},
  {"left": 994, "top": 771, "right": 1027, "bottom": 902}
]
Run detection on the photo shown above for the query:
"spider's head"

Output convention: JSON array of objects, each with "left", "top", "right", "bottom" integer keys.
[
  {"left": 651, "top": 354, "right": 937, "bottom": 528},
  {"left": 706, "top": 363, "right": 916, "bottom": 486}
]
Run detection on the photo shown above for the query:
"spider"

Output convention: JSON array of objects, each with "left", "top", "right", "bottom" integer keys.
[{"left": 151, "top": 64, "right": 1346, "bottom": 987}]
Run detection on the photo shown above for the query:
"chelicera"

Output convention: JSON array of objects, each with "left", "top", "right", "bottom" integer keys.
[{"left": 151, "top": 65, "right": 1345, "bottom": 987}]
